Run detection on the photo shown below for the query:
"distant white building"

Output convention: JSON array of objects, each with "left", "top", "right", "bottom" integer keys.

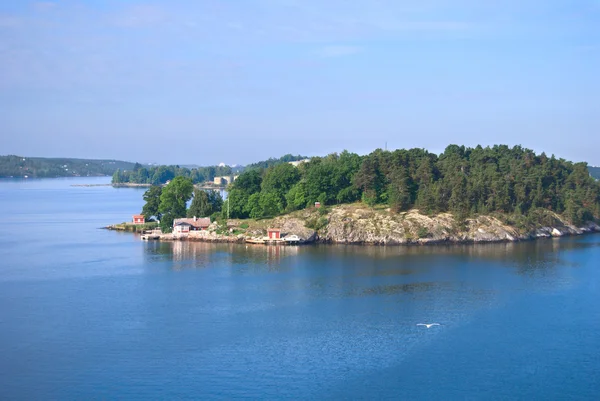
[
  {"left": 213, "top": 175, "right": 237, "bottom": 185},
  {"left": 288, "top": 159, "right": 311, "bottom": 167}
]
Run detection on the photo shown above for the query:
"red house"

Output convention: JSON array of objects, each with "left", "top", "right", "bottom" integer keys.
[
  {"left": 173, "top": 217, "right": 211, "bottom": 233},
  {"left": 132, "top": 214, "right": 145, "bottom": 225},
  {"left": 267, "top": 228, "right": 281, "bottom": 239}
]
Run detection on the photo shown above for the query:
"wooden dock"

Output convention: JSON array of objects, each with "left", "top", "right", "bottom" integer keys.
[
  {"left": 245, "top": 238, "right": 266, "bottom": 244},
  {"left": 140, "top": 229, "right": 162, "bottom": 241},
  {"left": 245, "top": 236, "right": 301, "bottom": 245}
]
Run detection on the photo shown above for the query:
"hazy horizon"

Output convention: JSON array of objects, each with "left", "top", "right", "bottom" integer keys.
[
  {"left": 4, "top": 142, "right": 600, "bottom": 169},
  {"left": 1, "top": 1, "right": 599, "bottom": 165}
]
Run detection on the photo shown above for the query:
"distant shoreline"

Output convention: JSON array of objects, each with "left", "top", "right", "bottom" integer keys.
[
  {"left": 72, "top": 183, "right": 152, "bottom": 187},
  {"left": 71, "top": 182, "right": 228, "bottom": 190}
]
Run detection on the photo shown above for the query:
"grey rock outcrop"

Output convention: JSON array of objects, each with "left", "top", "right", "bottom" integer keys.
[{"left": 317, "top": 205, "right": 599, "bottom": 245}]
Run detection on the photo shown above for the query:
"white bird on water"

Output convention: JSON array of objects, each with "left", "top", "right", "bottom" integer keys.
[{"left": 417, "top": 323, "right": 441, "bottom": 328}]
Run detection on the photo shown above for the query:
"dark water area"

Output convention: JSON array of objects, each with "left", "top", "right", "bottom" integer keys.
[{"left": 1, "top": 178, "right": 599, "bottom": 399}]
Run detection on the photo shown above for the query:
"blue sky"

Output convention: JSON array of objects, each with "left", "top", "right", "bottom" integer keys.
[{"left": 1, "top": 1, "right": 599, "bottom": 165}]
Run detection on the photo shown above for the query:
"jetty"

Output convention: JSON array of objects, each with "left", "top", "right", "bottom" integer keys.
[
  {"left": 245, "top": 238, "right": 266, "bottom": 244},
  {"left": 140, "top": 229, "right": 162, "bottom": 240}
]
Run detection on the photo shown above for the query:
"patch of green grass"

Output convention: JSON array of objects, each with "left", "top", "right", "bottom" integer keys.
[
  {"left": 114, "top": 222, "right": 158, "bottom": 233},
  {"left": 305, "top": 216, "right": 329, "bottom": 231}
]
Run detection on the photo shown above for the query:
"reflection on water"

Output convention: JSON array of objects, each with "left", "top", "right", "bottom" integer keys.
[
  {"left": 146, "top": 241, "right": 301, "bottom": 270},
  {"left": 140, "top": 236, "right": 598, "bottom": 321},
  {"left": 146, "top": 236, "right": 600, "bottom": 279}
]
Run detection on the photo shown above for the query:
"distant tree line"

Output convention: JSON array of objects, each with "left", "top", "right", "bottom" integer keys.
[
  {"left": 0, "top": 155, "right": 136, "bottom": 178},
  {"left": 225, "top": 145, "right": 600, "bottom": 226},
  {"left": 113, "top": 164, "right": 233, "bottom": 185},
  {"left": 244, "top": 154, "right": 308, "bottom": 170},
  {"left": 113, "top": 154, "right": 307, "bottom": 185}
]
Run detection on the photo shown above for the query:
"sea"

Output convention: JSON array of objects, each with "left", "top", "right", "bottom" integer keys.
[{"left": 0, "top": 177, "right": 599, "bottom": 400}]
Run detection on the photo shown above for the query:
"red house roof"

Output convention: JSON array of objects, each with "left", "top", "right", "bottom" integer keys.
[
  {"left": 133, "top": 214, "right": 144, "bottom": 219},
  {"left": 173, "top": 217, "right": 211, "bottom": 229}
]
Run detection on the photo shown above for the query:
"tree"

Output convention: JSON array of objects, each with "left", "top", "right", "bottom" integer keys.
[
  {"left": 354, "top": 157, "right": 385, "bottom": 206},
  {"left": 158, "top": 177, "right": 194, "bottom": 231},
  {"left": 261, "top": 163, "right": 301, "bottom": 209},
  {"left": 112, "top": 169, "right": 122, "bottom": 183},
  {"left": 226, "top": 170, "right": 262, "bottom": 218},
  {"left": 228, "top": 188, "right": 250, "bottom": 218},
  {"left": 151, "top": 166, "right": 176, "bottom": 185},
  {"left": 141, "top": 185, "right": 163, "bottom": 220},
  {"left": 286, "top": 182, "right": 308, "bottom": 211},
  {"left": 388, "top": 168, "right": 411, "bottom": 213},
  {"left": 207, "top": 190, "right": 224, "bottom": 214},
  {"left": 187, "top": 189, "right": 211, "bottom": 218},
  {"left": 246, "top": 193, "right": 262, "bottom": 219},
  {"left": 259, "top": 192, "right": 283, "bottom": 217}
]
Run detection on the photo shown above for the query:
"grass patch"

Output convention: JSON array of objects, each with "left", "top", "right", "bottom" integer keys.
[
  {"left": 305, "top": 216, "right": 329, "bottom": 231},
  {"left": 113, "top": 222, "right": 158, "bottom": 233}
]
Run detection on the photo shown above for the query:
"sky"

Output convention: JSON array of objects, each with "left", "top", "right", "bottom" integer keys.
[{"left": 1, "top": 0, "right": 599, "bottom": 166}]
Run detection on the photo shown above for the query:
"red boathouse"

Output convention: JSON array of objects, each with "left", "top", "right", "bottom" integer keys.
[{"left": 267, "top": 228, "right": 281, "bottom": 240}]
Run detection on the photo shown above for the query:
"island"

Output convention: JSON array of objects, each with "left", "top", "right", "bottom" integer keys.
[
  {"left": 0, "top": 155, "right": 138, "bottom": 178},
  {"left": 107, "top": 144, "right": 600, "bottom": 245}
]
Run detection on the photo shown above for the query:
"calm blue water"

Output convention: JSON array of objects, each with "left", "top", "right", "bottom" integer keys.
[{"left": 1, "top": 177, "right": 599, "bottom": 400}]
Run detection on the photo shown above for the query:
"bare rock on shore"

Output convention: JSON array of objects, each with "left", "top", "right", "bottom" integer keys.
[
  {"left": 270, "top": 216, "right": 317, "bottom": 243},
  {"left": 312, "top": 204, "right": 600, "bottom": 245}
]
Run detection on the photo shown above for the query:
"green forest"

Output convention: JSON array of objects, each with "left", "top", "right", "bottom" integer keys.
[
  {"left": 141, "top": 145, "right": 600, "bottom": 229},
  {"left": 226, "top": 145, "right": 600, "bottom": 225},
  {"left": 112, "top": 163, "right": 233, "bottom": 185},
  {"left": 0, "top": 155, "right": 136, "bottom": 178},
  {"left": 112, "top": 154, "right": 308, "bottom": 185}
]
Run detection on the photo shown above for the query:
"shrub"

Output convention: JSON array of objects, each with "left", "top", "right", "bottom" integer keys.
[{"left": 305, "top": 216, "right": 328, "bottom": 231}]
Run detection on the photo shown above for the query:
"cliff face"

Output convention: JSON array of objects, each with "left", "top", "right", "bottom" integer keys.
[{"left": 314, "top": 205, "right": 600, "bottom": 245}]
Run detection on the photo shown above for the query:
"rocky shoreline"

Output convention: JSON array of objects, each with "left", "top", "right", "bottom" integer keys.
[
  {"left": 319, "top": 206, "right": 600, "bottom": 245},
  {"left": 108, "top": 204, "right": 600, "bottom": 245}
]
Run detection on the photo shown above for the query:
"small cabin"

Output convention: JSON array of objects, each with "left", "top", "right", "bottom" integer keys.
[
  {"left": 314, "top": 202, "right": 321, "bottom": 208},
  {"left": 267, "top": 228, "right": 281, "bottom": 240},
  {"left": 173, "top": 217, "right": 211, "bottom": 233},
  {"left": 132, "top": 214, "right": 145, "bottom": 225},
  {"left": 173, "top": 222, "right": 192, "bottom": 233}
]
